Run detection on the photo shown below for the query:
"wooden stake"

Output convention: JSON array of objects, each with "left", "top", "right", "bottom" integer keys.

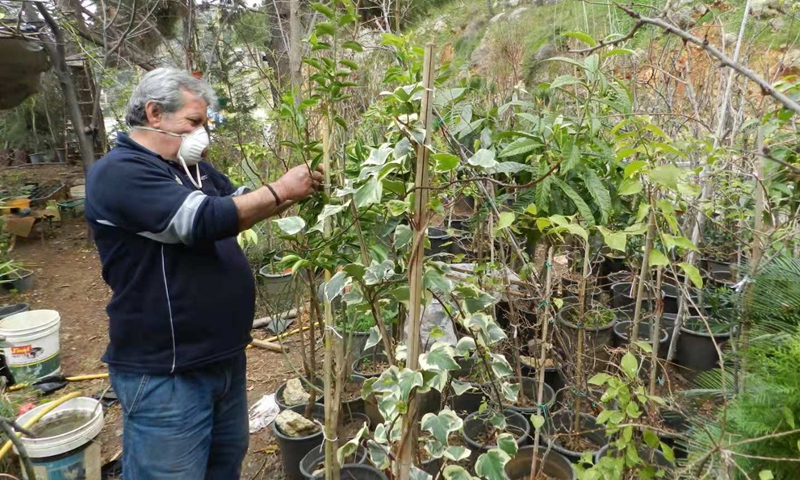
[
  {"left": 397, "top": 43, "right": 435, "bottom": 480},
  {"left": 572, "top": 240, "right": 590, "bottom": 434},
  {"left": 649, "top": 267, "right": 663, "bottom": 396},
  {"left": 630, "top": 200, "right": 656, "bottom": 350},
  {"left": 530, "top": 246, "right": 554, "bottom": 479}
]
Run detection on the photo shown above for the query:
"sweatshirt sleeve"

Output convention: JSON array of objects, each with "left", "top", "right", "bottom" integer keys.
[
  {"left": 86, "top": 155, "right": 240, "bottom": 245},
  {"left": 202, "top": 162, "right": 251, "bottom": 197}
]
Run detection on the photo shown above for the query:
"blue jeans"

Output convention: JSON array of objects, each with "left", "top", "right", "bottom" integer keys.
[{"left": 110, "top": 352, "right": 249, "bottom": 480}]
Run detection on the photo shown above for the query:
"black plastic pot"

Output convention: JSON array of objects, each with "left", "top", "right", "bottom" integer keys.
[
  {"left": 427, "top": 227, "right": 451, "bottom": 256},
  {"left": 519, "top": 362, "right": 565, "bottom": 399},
  {"left": 504, "top": 446, "right": 576, "bottom": 480},
  {"left": 612, "top": 321, "right": 669, "bottom": 358},
  {"left": 594, "top": 444, "right": 674, "bottom": 470},
  {"left": 659, "top": 408, "right": 689, "bottom": 459},
  {"left": 337, "top": 465, "right": 388, "bottom": 479},
  {"left": 507, "top": 377, "right": 556, "bottom": 417},
  {"left": 0, "top": 303, "right": 29, "bottom": 320},
  {"left": 676, "top": 317, "right": 733, "bottom": 375},
  {"left": 342, "top": 411, "right": 371, "bottom": 438},
  {"left": 496, "top": 298, "right": 537, "bottom": 330},
  {"left": 660, "top": 314, "right": 679, "bottom": 347},
  {"left": 702, "top": 258, "right": 736, "bottom": 282},
  {"left": 4, "top": 271, "right": 35, "bottom": 293},
  {"left": 610, "top": 282, "right": 656, "bottom": 312},
  {"left": 463, "top": 409, "right": 530, "bottom": 457},
  {"left": 300, "top": 445, "right": 367, "bottom": 479},
  {"left": 259, "top": 264, "right": 298, "bottom": 317},
  {"left": 556, "top": 306, "right": 617, "bottom": 366},
  {"left": 276, "top": 378, "right": 324, "bottom": 411},
  {"left": 660, "top": 284, "right": 702, "bottom": 316},
  {"left": 542, "top": 411, "right": 606, "bottom": 465},
  {"left": 352, "top": 352, "right": 390, "bottom": 379},
  {"left": 341, "top": 375, "right": 367, "bottom": 417},
  {"left": 273, "top": 404, "right": 325, "bottom": 480},
  {"left": 451, "top": 357, "right": 489, "bottom": 414}
]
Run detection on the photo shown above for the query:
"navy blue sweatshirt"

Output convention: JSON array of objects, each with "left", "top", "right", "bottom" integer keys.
[{"left": 86, "top": 133, "right": 255, "bottom": 374}]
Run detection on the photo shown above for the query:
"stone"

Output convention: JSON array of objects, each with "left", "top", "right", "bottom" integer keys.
[
  {"left": 771, "top": 16, "right": 787, "bottom": 31},
  {"left": 433, "top": 19, "right": 447, "bottom": 33},
  {"left": 509, "top": 7, "right": 528, "bottom": 21},
  {"left": 282, "top": 377, "right": 310, "bottom": 406},
  {"left": 785, "top": 49, "right": 800, "bottom": 67},
  {"left": 751, "top": 0, "right": 781, "bottom": 18},
  {"left": 489, "top": 12, "right": 506, "bottom": 24},
  {"left": 508, "top": 0, "right": 520, "bottom": 7},
  {"left": 463, "top": 20, "right": 484, "bottom": 38},
  {"left": 723, "top": 32, "right": 738, "bottom": 45},
  {"left": 534, "top": 43, "right": 558, "bottom": 62},
  {"left": 668, "top": 7, "right": 696, "bottom": 30},
  {"left": 275, "top": 410, "right": 320, "bottom": 438}
]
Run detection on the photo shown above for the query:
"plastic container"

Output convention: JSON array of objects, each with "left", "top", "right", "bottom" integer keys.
[
  {"left": 611, "top": 282, "right": 656, "bottom": 312},
  {"left": 275, "top": 378, "right": 324, "bottom": 411},
  {"left": 9, "top": 270, "right": 35, "bottom": 293},
  {"left": 556, "top": 306, "right": 616, "bottom": 366},
  {"left": 427, "top": 227, "right": 451, "bottom": 256},
  {"left": 676, "top": 317, "right": 733, "bottom": 375},
  {"left": 462, "top": 409, "right": 530, "bottom": 457},
  {"left": 506, "top": 377, "right": 556, "bottom": 417},
  {"left": 612, "top": 321, "right": 669, "bottom": 357},
  {"left": 0, "top": 303, "right": 29, "bottom": 320},
  {"left": 300, "top": 445, "right": 367, "bottom": 479},
  {"left": 273, "top": 404, "right": 325, "bottom": 480},
  {"left": 69, "top": 185, "right": 86, "bottom": 199},
  {"left": 352, "top": 352, "right": 390, "bottom": 379},
  {"left": 337, "top": 465, "right": 388, "bottom": 479},
  {"left": 505, "top": 446, "right": 576, "bottom": 480},
  {"left": 17, "top": 397, "right": 104, "bottom": 479},
  {"left": 542, "top": 411, "right": 606, "bottom": 465},
  {"left": 0, "top": 310, "right": 61, "bottom": 381},
  {"left": 259, "top": 265, "right": 298, "bottom": 316}
]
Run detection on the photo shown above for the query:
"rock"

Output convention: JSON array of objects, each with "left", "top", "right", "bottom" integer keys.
[
  {"left": 785, "top": 49, "right": 800, "bottom": 66},
  {"left": 489, "top": 12, "right": 506, "bottom": 24},
  {"left": 508, "top": 0, "right": 520, "bottom": 7},
  {"left": 534, "top": 43, "right": 558, "bottom": 62},
  {"left": 751, "top": 0, "right": 781, "bottom": 18},
  {"left": 275, "top": 410, "right": 320, "bottom": 438},
  {"left": 463, "top": 20, "right": 484, "bottom": 38},
  {"left": 771, "top": 16, "right": 787, "bottom": 31},
  {"left": 282, "top": 377, "right": 310, "bottom": 406},
  {"left": 471, "top": 42, "right": 490, "bottom": 66},
  {"left": 668, "top": 7, "right": 696, "bottom": 29},
  {"left": 433, "top": 19, "right": 447, "bottom": 33},
  {"left": 509, "top": 7, "right": 528, "bottom": 21},
  {"left": 723, "top": 32, "right": 738, "bottom": 45}
]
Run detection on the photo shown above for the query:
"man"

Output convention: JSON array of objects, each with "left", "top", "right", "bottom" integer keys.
[{"left": 85, "top": 68, "right": 323, "bottom": 479}]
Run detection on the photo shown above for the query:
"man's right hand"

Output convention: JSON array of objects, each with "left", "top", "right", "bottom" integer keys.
[{"left": 271, "top": 165, "right": 325, "bottom": 203}]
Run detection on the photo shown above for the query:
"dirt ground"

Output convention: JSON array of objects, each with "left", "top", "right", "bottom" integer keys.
[{"left": 1, "top": 165, "right": 311, "bottom": 479}]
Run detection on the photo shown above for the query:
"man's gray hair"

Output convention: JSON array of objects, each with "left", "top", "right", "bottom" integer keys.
[{"left": 125, "top": 68, "right": 218, "bottom": 127}]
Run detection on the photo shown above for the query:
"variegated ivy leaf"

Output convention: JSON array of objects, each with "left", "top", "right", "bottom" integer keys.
[
  {"left": 395, "top": 224, "right": 412, "bottom": 248},
  {"left": 423, "top": 436, "right": 446, "bottom": 459},
  {"left": 496, "top": 432, "right": 518, "bottom": 457},
  {"left": 443, "top": 445, "right": 471, "bottom": 462},
  {"left": 379, "top": 395, "right": 400, "bottom": 421},
  {"left": 395, "top": 343, "right": 408, "bottom": 362},
  {"left": 397, "top": 368, "right": 424, "bottom": 402},
  {"left": 373, "top": 422, "right": 389, "bottom": 444},
  {"left": 410, "top": 467, "right": 433, "bottom": 480},
  {"left": 489, "top": 352, "right": 514, "bottom": 378},
  {"left": 443, "top": 465, "right": 478, "bottom": 480},
  {"left": 324, "top": 271, "right": 351, "bottom": 302},
  {"left": 337, "top": 422, "right": 368, "bottom": 465},
  {"left": 421, "top": 369, "right": 448, "bottom": 393},
  {"left": 451, "top": 379, "right": 476, "bottom": 396},
  {"left": 342, "top": 285, "right": 364, "bottom": 306},
  {"left": 364, "top": 143, "right": 393, "bottom": 166},
  {"left": 454, "top": 337, "right": 476, "bottom": 357},
  {"left": 364, "top": 259, "right": 395, "bottom": 285},
  {"left": 367, "top": 440, "right": 390, "bottom": 469},
  {"left": 273, "top": 216, "right": 305, "bottom": 235},
  {"left": 490, "top": 412, "right": 507, "bottom": 430},
  {"left": 462, "top": 312, "right": 507, "bottom": 346},
  {"left": 421, "top": 408, "right": 463, "bottom": 444},
  {"left": 475, "top": 449, "right": 511, "bottom": 480},
  {"left": 501, "top": 381, "right": 520, "bottom": 403},
  {"left": 364, "top": 325, "right": 382, "bottom": 351},
  {"left": 420, "top": 342, "right": 460, "bottom": 372},
  {"left": 308, "top": 201, "right": 350, "bottom": 233}
]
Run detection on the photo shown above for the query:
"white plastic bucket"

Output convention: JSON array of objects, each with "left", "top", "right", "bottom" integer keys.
[
  {"left": 0, "top": 309, "right": 61, "bottom": 382},
  {"left": 16, "top": 397, "right": 104, "bottom": 480}
]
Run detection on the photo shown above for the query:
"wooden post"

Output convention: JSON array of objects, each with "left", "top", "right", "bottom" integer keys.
[
  {"left": 572, "top": 240, "right": 590, "bottom": 433},
  {"left": 529, "top": 246, "right": 554, "bottom": 479},
  {"left": 397, "top": 43, "right": 435, "bottom": 480}
]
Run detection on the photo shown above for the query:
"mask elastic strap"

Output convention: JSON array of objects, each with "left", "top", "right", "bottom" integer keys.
[
  {"left": 133, "top": 126, "right": 183, "bottom": 138},
  {"left": 178, "top": 155, "right": 203, "bottom": 189}
]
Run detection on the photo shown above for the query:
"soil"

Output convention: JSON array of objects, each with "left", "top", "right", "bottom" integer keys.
[
  {"left": 472, "top": 424, "right": 525, "bottom": 447},
  {"left": 418, "top": 431, "right": 466, "bottom": 462},
  {"left": 559, "top": 432, "right": 602, "bottom": 452},
  {"left": 341, "top": 416, "right": 367, "bottom": 440},
  {"left": 0, "top": 165, "right": 326, "bottom": 479},
  {"left": 342, "top": 378, "right": 362, "bottom": 402},
  {"left": 356, "top": 357, "right": 390, "bottom": 376}
]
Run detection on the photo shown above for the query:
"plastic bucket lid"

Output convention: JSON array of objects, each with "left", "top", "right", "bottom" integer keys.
[
  {"left": 16, "top": 397, "right": 104, "bottom": 458},
  {"left": 0, "top": 310, "right": 60, "bottom": 337}
]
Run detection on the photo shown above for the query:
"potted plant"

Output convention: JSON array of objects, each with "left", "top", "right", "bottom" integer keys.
[{"left": 0, "top": 261, "right": 34, "bottom": 293}]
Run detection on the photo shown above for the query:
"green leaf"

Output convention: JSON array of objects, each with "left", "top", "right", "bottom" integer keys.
[
  {"left": 598, "top": 226, "right": 626, "bottom": 253},
  {"left": 451, "top": 379, "right": 475, "bottom": 396},
  {"left": 463, "top": 312, "right": 507, "bottom": 346},
  {"left": 783, "top": 406, "right": 795, "bottom": 428},
  {"left": 588, "top": 373, "right": 612, "bottom": 385},
  {"left": 325, "top": 271, "right": 351, "bottom": 302},
  {"left": 660, "top": 442, "right": 675, "bottom": 463},
  {"left": 643, "top": 429, "right": 659, "bottom": 449},
  {"left": 759, "top": 471, "right": 774, "bottom": 480},
  {"left": 364, "top": 325, "right": 382, "bottom": 351},
  {"left": 499, "top": 138, "right": 541, "bottom": 158},
  {"left": 582, "top": 169, "right": 611, "bottom": 223},
  {"left": 618, "top": 178, "right": 643, "bottom": 196},
  {"left": 443, "top": 446, "right": 471, "bottom": 462},
  {"left": 561, "top": 143, "right": 581, "bottom": 174},
  {"left": 420, "top": 343, "right": 460, "bottom": 372},
  {"left": 337, "top": 422, "right": 368, "bottom": 465},
  {"left": 603, "top": 48, "right": 636, "bottom": 58},
  {"left": 678, "top": 263, "right": 703, "bottom": 288},
  {"left": 550, "top": 75, "right": 583, "bottom": 90},
  {"left": 308, "top": 201, "right": 350, "bottom": 233},
  {"left": 621, "top": 352, "right": 638, "bottom": 379},
  {"left": 648, "top": 249, "right": 669, "bottom": 267},
  {"left": 489, "top": 352, "right": 514, "bottom": 378},
  {"left": 475, "top": 449, "right": 511, "bottom": 480},
  {"left": 310, "top": 2, "right": 335, "bottom": 19},
  {"left": 624, "top": 160, "right": 648, "bottom": 178},
  {"left": 273, "top": 216, "right": 305, "bottom": 235},
  {"left": 553, "top": 178, "right": 595, "bottom": 226},
  {"left": 496, "top": 433, "right": 518, "bottom": 457},
  {"left": 395, "top": 224, "right": 412, "bottom": 249},
  {"left": 355, "top": 177, "right": 382, "bottom": 208},
  {"left": 442, "top": 466, "right": 477, "bottom": 480},
  {"left": 468, "top": 148, "right": 497, "bottom": 169},
  {"left": 315, "top": 22, "right": 336, "bottom": 36},
  {"left": 410, "top": 467, "right": 433, "bottom": 480},
  {"left": 342, "top": 40, "right": 364, "bottom": 52},
  {"left": 563, "top": 30, "right": 597, "bottom": 46},
  {"left": 530, "top": 414, "right": 545, "bottom": 430},
  {"left": 367, "top": 440, "right": 390, "bottom": 470},
  {"left": 649, "top": 165, "right": 682, "bottom": 190},
  {"left": 421, "top": 407, "right": 463, "bottom": 444},
  {"left": 433, "top": 153, "right": 460, "bottom": 172},
  {"left": 340, "top": 59, "right": 359, "bottom": 70},
  {"left": 495, "top": 212, "right": 515, "bottom": 232}
]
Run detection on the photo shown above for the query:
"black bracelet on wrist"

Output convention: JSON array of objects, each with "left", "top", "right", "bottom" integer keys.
[{"left": 266, "top": 184, "right": 282, "bottom": 205}]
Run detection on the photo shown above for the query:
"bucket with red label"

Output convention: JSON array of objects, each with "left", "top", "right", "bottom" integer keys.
[{"left": 0, "top": 310, "right": 61, "bottom": 382}]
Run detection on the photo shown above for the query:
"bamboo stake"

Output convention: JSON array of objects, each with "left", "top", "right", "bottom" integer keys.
[
  {"left": 397, "top": 43, "right": 435, "bottom": 480},
  {"left": 649, "top": 267, "right": 663, "bottom": 397},
  {"left": 321, "top": 122, "right": 340, "bottom": 480},
  {"left": 530, "top": 246, "right": 554, "bottom": 479},
  {"left": 572, "top": 239, "right": 590, "bottom": 434},
  {"left": 630, "top": 201, "right": 656, "bottom": 350}
]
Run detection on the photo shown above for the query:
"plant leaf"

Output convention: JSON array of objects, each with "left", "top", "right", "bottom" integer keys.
[
  {"left": 496, "top": 432, "right": 518, "bottom": 457},
  {"left": 468, "top": 148, "right": 497, "bottom": 168},
  {"left": 475, "top": 449, "right": 511, "bottom": 480},
  {"left": 495, "top": 212, "right": 515, "bottom": 232},
  {"left": 621, "top": 352, "right": 638, "bottom": 379},
  {"left": 678, "top": 262, "right": 703, "bottom": 288},
  {"left": 273, "top": 216, "right": 305, "bottom": 235},
  {"left": 530, "top": 414, "right": 545, "bottom": 430},
  {"left": 598, "top": 226, "right": 626, "bottom": 252},
  {"left": 648, "top": 249, "right": 669, "bottom": 267}
]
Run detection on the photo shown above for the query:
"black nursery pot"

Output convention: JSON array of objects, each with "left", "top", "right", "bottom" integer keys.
[
  {"left": 337, "top": 465, "right": 388, "bottom": 479},
  {"left": 273, "top": 404, "right": 325, "bottom": 480},
  {"left": 660, "top": 284, "right": 702, "bottom": 316},
  {"left": 504, "top": 446, "right": 576, "bottom": 480},
  {"left": 462, "top": 409, "right": 531, "bottom": 457},
  {"left": 610, "top": 282, "right": 656, "bottom": 312},
  {"left": 300, "top": 445, "right": 367, "bottom": 479},
  {"left": 276, "top": 378, "right": 325, "bottom": 411},
  {"left": 0, "top": 303, "right": 29, "bottom": 320},
  {"left": 612, "top": 320, "right": 669, "bottom": 358},
  {"left": 677, "top": 317, "right": 733, "bottom": 376},
  {"left": 450, "top": 357, "right": 489, "bottom": 414},
  {"left": 506, "top": 377, "right": 556, "bottom": 418},
  {"left": 352, "top": 353, "right": 390, "bottom": 379},
  {"left": 519, "top": 362, "right": 565, "bottom": 400},
  {"left": 427, "top": 227, "right": 451, "bottom": 256},
  {"left": 556, "top": 306, "right": 617, "bottom": 366},
  {"left": 341, "top": 375, "right": 367, "bottom": 417},
  {"left": 542, "top": 411, "right": 606, "bottom": 465}
]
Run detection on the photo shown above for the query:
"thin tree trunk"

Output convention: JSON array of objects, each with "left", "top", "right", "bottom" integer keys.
[
  {"left": 529, "top": 246, "right": 554, "bottom": 480},
  {"left": 572, "top": 240, "right": 590, "bottom": 434},
  {"left": 289, "top": 0, "right": 303, "bottom": 95}
]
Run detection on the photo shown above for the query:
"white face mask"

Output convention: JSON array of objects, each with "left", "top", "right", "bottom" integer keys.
[{"left": 135, "top": 126, "right": 210, "bottom": 189}]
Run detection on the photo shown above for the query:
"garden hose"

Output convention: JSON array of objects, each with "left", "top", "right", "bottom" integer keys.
[
  {"left": 0, "top": 391, "right": 82, "bottom": 461},
  {"left": 8, "top": 373, "right": 109, "bottom": 392}
]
